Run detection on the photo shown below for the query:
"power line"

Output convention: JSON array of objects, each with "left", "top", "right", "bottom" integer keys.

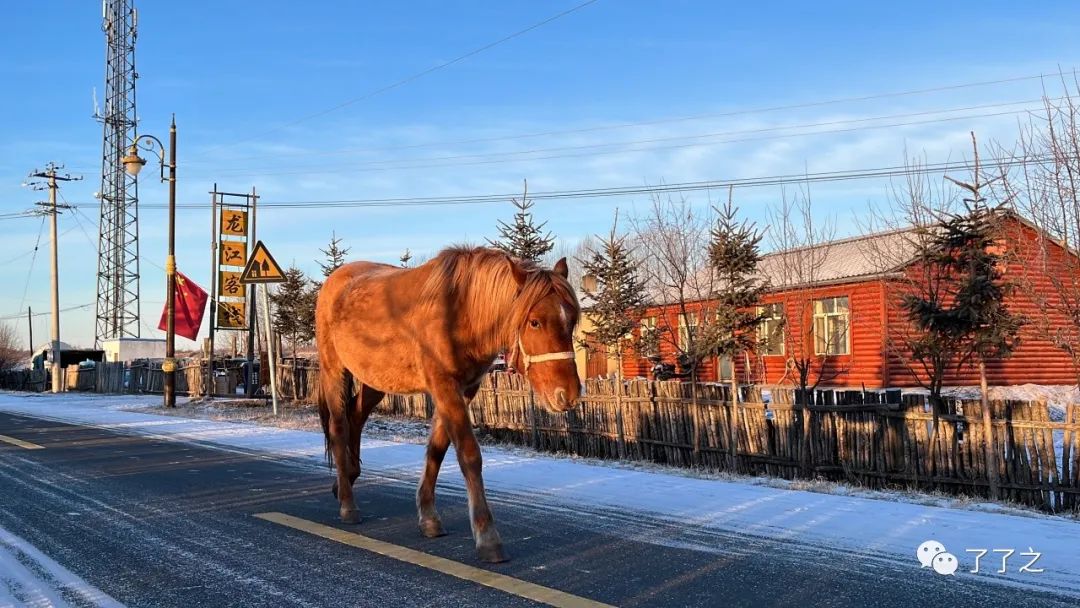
[
  {"left": 0, "top": 302, "right": 95, "bottom": 323},
  {"left": 124, "top": 151, "right": 1056, "bottom": 211},
  {"left": 188, "top": 71, "right": 1067, "bottom": 167},
  {"left": 199, "top": 99, "right": 1048, "bottom": 178},
  {"left": 0, "top": 211, "right": 38, "bottom": 221},
  {"left": 13, "top": 216, "right": 46, "bottom": 316},
  {"left": 213, "top": 0, "right": 601, "bottom": 151}
]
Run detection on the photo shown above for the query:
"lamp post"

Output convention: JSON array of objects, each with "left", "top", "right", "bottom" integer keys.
[{"left": 123, "top": 116, "right": 178, "bottom": 408}]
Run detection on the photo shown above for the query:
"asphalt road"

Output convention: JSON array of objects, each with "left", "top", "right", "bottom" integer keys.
[{"left": 0, "top": 410, "right": 1073, "bottom": 608}]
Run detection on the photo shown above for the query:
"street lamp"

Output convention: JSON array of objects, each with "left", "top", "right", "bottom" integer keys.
[{"left": 123, "top": 116, "right": 178, "bottom": 408}]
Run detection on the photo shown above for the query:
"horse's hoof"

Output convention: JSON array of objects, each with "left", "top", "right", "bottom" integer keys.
[
  {"left": 477, "top": 543, "right": 509, "bottom": 563},
  {"left": 419, "top": 518, "right": 446, "bottom": 538},
  {"left": 339, "top": 509, "right": 361, "bottom": 524}
]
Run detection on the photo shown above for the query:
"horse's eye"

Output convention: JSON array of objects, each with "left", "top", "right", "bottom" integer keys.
[{"left": 529, "top": 319, "right": 541, "bottom": 329}]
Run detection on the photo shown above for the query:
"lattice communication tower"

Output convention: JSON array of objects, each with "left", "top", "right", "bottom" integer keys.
[{"left": 94, "top": 0, "right": 142, "bottom": 344}]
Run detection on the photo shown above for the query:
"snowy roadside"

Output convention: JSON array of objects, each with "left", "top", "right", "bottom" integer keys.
[
  {"left": 2, "top": 391, "right": 1080, "bottom": 598},
  {"left": 125, "top": 396, "right": 1077, "bottom": 522},
  {"left": 0, "top": 524, "right": 123, "bottom": 608}
]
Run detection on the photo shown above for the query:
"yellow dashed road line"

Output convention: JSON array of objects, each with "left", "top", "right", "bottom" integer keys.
[
  {"left": 0, "top": 434, "right": 45, "bottom": 450},
  {"left": 254, "top": 512, "right": 614, "bottom": 608}
]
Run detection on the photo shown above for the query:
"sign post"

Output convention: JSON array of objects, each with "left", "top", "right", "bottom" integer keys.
[
  {"left": 239, "top": 240, "right": 285, "bottom": 415},
  {"left": 210, "top": 186, "right": 255, "bottom": 399}
]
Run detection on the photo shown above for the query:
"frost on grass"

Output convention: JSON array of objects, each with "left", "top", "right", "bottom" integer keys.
[{"left": 125, "top": 399, "right": 432, "bottom": 444}]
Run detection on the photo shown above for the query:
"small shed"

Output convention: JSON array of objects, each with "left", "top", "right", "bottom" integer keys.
[{"left": 101, "top": 338, "right": 166, "bottom": 363}]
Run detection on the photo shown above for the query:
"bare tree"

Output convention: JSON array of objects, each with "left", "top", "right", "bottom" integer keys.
[
  {"left": 0, "top": 322, "right": 22, "bottom": 372},
  {"left": 546, "top": 236, "right": 593, "bottom": 292},
  {"left": 631, "top": 192, "right": 718, "bottom": 457},
  {"left": 992, "top": 78, "right": 1080, "bottom": 498},
  {"left": 766, "top": 186, "right": 838, "bottom": 472},
  {"left": 631, "top": 193, "right": 719, "bottom": 372},
  {"left": 862, "top": 153, "right": 960, "bottom": 410},
  {"left": 865, "top": 143, "right": 1022, "bottom": 484}
]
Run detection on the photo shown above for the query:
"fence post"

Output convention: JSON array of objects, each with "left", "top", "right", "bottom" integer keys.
[
  {"left": 979, "top": 361, "right": 1000, "bottom": 501},
  {"left": 529, "top": 385, "right": 540, "bottom": 450},
  {"left": 614, "top": 379, "right": 626, "bottom": 460}
]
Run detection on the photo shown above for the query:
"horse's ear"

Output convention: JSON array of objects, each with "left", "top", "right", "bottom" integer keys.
[
  {"left": 507, "top": 255, "right": 528, "bottom": 286},
  {"left": 553, "top": 257, "right": 569, "bottom": 279}
]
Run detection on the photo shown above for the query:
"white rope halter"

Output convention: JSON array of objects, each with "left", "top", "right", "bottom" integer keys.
[{"left": 517, "top": 337, "right": 575, "bottom": 372}]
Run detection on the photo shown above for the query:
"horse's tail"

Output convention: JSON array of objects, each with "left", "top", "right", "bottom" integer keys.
[
  {"left": 316, "top": 363, "right": 352, "bottom": 470},
  {"left": 317, "top": 383, "right": 332, "bottom": 469}
]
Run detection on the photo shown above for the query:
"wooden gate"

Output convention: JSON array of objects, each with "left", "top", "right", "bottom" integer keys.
[{"left": 584, "top": 334, "right": 608, "bottom": 379}]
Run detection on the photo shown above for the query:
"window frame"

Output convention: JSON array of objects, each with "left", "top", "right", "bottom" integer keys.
[
  {"left": 677, "top": 312, "right": 698, "bottom": 352},
  {"left": 812, "top": 296, "right": 851, "bottom": 356},
  {"left": 757, "top": 302, "right": 785, "bottom": 356},
  {"left": 639, "top": 316, "right": 659, "bottom": 358}
]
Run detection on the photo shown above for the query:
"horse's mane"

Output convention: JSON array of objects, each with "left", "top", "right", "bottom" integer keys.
[{"left": 420, "top": 246, "right": 578, "bottom": 354}]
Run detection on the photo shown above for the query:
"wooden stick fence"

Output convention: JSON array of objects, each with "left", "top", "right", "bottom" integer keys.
[
  {"left": 258, "top": 369, "right": 1079, "bottom": 513},
  {"left": 3, "top": 360, "right": 1076, "bottom": 513}
]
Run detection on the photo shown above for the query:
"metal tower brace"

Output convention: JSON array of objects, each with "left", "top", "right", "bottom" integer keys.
[{"left": 95, "top": 0, "right": 141, "bottom": 345}]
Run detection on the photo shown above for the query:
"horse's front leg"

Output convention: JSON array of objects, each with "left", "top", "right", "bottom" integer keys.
[
  {"left": 416, "top": 413, "right": 449, "bottom": 538},
  {"left": 416, "top": 384, "right": 479, "bottom": 539},
  {"left": 432, "top": 385, "right": 506, "bottom": 563}
]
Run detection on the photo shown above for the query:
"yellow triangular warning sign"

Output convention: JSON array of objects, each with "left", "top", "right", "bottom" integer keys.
[{"left": 239, "top": 241, "right": 286, "bottom": 284}]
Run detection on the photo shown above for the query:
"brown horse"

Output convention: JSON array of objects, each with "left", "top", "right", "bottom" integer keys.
[{"left": 315, "top": 246, "right": 582, "bottom": 562}]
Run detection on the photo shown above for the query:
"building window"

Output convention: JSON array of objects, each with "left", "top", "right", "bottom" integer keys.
[
  {"left": 758, "top": 303, "right": 785, "bottom": 356},
  {"left": 678, "top": 312, "right": 698, "bottom": 351},
  {"left": 813, "top": 296, "right": 850, "bottom": 355},
  {"left": 639, "top": 316, "right": 659, "bottom": 358}
]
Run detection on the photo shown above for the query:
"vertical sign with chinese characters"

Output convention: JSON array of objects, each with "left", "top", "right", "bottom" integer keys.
[{"left": 216, "top": 205, "right": 250, "bottom": 330}]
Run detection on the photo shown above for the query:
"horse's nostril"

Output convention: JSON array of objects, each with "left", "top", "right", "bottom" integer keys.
[{"left": 555, "top": 388, "right": 568, "bottom": 408}]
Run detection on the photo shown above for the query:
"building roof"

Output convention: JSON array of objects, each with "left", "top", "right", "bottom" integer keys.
[
  {"left": 640, "top": 226, "right": 923, "bottom": 307},
  {"left": 757, "top": 227, "right": 920, "bottom": 289}
]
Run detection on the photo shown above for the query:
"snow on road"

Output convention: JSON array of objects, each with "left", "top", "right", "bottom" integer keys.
[
  {"left": 0, "top": 524, "right": 123, "bottom": 608},
  {"left": 2, "top": 391, "right": 1079, "bottom": 599}
]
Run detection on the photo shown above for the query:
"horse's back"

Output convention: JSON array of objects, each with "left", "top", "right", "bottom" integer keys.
[
  {"left": 316, "top": 259, "right": 433, "bottom": 393},
  {"left": 318, "top": 261, "right": 406, "bottom": 315}
]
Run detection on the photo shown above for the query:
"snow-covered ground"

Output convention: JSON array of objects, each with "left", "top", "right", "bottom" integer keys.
[
  {"left": 911, "top": 384, "right": 1079, "bottom": 421},
  {"left": 0, "top": 524, "right": 123, "bottom": 608},
  {"left": 2, "top": 391, "right": 1080, "bottom": 599}
]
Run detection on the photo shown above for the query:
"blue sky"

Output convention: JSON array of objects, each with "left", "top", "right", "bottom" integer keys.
[{"left": 1, "top": 0, "right": 1078, "bottom": 348}]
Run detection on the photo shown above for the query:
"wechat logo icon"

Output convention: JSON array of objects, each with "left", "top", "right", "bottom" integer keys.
[{"left": 916, "top": 540, "right": 959, "bottom": 576}]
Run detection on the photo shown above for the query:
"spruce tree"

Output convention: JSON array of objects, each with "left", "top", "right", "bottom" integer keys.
[
  {"left": 709, "top": 193, "right": 768, "bottom": 467},
  {"left": 487, "top": 180, "right": 554, "bottom": 263},
  {"left": 318, "top": 232, "right": 350, "bottom": 277},
  {"left": 901, "top": 198, "right": 1022, "bottom": 493},
  {"left": 579, "top": 211, "right": 648, "bottom": 458},
  {"left": 710, "top": 196, "right": 769, "bottom": 362},
  {"left": 270, "top": 266, "right": 317, "bottom": 398},
  {"left": 580, "top": 212, "right": 648, "bottom": 353}
]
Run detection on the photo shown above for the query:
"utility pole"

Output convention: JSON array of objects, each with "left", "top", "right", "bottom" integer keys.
[
  {"left": 27, "top": 307, "right": 32, "bottom": 354},
  {"left": 28, "top": 163, "right": 80, "bottom": 393}
]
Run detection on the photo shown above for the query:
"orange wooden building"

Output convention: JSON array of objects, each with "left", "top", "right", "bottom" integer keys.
[{"left": 612, "top": 214, "right": 1078, "bottom": 389}]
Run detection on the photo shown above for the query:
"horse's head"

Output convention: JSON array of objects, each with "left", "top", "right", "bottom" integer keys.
[{"left": 509, "top": 257, "right": 582, "bottom": 413}]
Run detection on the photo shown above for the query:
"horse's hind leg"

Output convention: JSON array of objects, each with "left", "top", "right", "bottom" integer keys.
[
  {"left": 346, "top": 384, "right": 384, "bottom": 487},
  {"left": 318, "top": 348, "right": 361, "bottom": 524},
  {"left": 327, "top": 405, "right": 360, "bottom": 523}
]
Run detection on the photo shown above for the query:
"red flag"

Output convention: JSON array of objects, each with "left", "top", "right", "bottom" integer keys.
[{"left": 159, "top": 270, "right": 209, "bottom": 341}]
